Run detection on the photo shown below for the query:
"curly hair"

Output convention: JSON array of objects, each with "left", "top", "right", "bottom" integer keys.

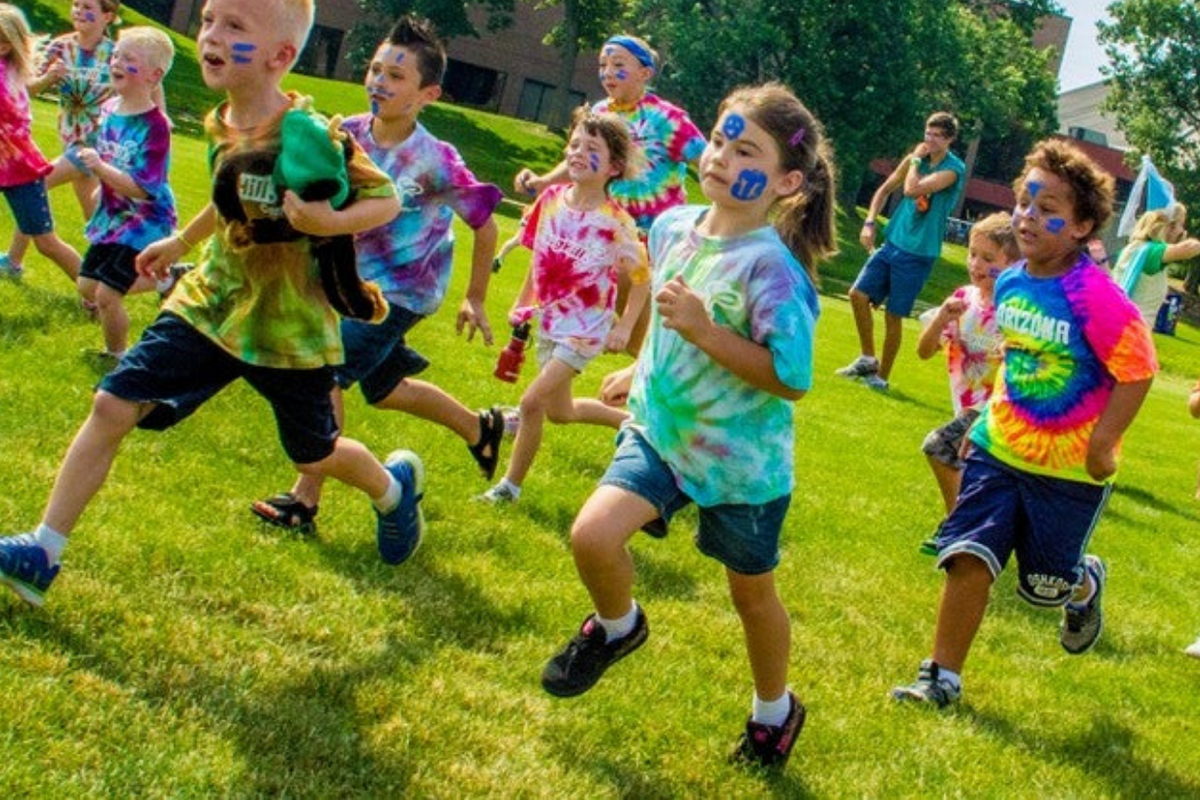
[{"left": 1015, "top": 139, "right": 1115, "bottom": 237}]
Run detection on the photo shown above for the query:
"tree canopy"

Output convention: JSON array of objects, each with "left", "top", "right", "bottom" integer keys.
[{"left": 347, "top": 0, "right": 516, "bottom": 74}]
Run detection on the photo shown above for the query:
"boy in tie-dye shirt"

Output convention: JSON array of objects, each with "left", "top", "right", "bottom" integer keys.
[
  {"left": 894, "top": 140, "right": 1158, "bottom": 710},
  {"left": 74, "top": 26, "right": 176, "bottom": 362}
]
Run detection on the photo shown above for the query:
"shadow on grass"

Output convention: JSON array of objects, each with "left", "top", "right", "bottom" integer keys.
[
  {"left": 1110, "top": 483, "right": 1200, "bottom": 523},
  {"left": 0, "top": 283, "right": 91, "bottom": 343},
  {"left": 965, "top": 709, "right": 1200, "bottom": 796}
]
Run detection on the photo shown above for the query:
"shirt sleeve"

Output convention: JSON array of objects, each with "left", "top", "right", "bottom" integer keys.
[
  {"left": 437, "top": 141, "right": 503, "bottom": 230},
  {"left": 1076, "top": 268, "right": 1159, "bottom": 383},
  {"left": 126, "top": 112, "right": 171, "bottom": 197},
  {"left": 748, "top": 256, "right": 819, "bottom": 392},
  {"left": 345, "top": 135, "right": 395, "bottom": 200},
  {"left": 665, "top": 104, "right": 706, "bottom": 164}
]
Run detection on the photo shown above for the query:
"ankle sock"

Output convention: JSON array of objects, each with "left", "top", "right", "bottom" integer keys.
[
  {"left": 372, "top": 473, "right": 402, "bottom": 513},
  {"left": 33, "top": 523, "right": 67, "bottom": 565},
  {"left": 752, "top": 690, "right": 792, "bottom": 727},
  {"left": 496, "top": 477, "right": 521, "bottom": 499},
  {"left": 936, "top": 665, "right": 962, "bottom": 690},
  {"left": 597, "top": 601, "right": 639, "bottom": 643}
]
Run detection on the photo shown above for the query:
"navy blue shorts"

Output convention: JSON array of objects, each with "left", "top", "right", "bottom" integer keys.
[
  {"left": 80, "top": 243, "right": 140, "bottom": 294},
  {"left": 336, "top": 303, "right": 430, "bottom": 405},
  {"left": 934, "top": 449, "right": 1110, "bottom": 607},
  {"left": 100, "top": 313, "right": 339, "bottom": 464},
  {"left": 599, "top": 426, "right": 790, "bottom": 575},
  {"left": 852, "top": 242, "right": 936, "bottom": 317},
  {"left": 2, "top": 179, "right": 55, "bottom": 235}
]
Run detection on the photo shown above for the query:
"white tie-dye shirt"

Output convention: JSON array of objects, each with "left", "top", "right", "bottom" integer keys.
[{"left": 629, "top": 205, "right": 819, "bottom": 506}]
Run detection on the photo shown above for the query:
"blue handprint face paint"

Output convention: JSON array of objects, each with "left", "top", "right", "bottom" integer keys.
[
  {"left": 1044, "top": 217, "right": 1066, "bottom": 234},
  {"left": 731, "top": 169, "right": 768, "bottom": 202},
  {"left": 722, "top": 114, "right": 745, "bottom": 141},
  {"left": 231, "top": 42, "right": 256, "bottom": 64}
]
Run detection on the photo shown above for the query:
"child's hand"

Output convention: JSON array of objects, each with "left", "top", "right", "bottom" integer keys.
[
  {"left": 656, "top": 275, "right": 712, "bottom": 344},
  {"left": 457, "top": 296, "right": 494, "bottom": 345},
  {"left": 76, "top": 147, "right": 103, "bottom": 172},
  {"left": 912, "top": 142, "right": 930, "bottom": 160},
  {"left": 43, "top": 58, "right": 69, "bottom": 83},
  {"left": 600, "top": 365, "right": 635, "bottom": 406},
  {"left": 1085, "top": 435, "right": 1118, "bottom": 482},
  {"left": 281, "top": 190, "right": 337, "bottom": 236},
  {"left": 513, "top": 169, "right": 540, "bottom": 196},
  {"left": 605, "top": 326, "right": 630, "bottom": 353},
  {"left": 136, "top": 236, "right": 186, "bottom": 279},
  {"left": 941, "top": 296, "right": 967, "bottom": 321}
]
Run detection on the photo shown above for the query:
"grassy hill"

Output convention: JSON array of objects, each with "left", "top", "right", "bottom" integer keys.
[{"left": 3, "top": 3, "right": 1200, "bottom": 794}]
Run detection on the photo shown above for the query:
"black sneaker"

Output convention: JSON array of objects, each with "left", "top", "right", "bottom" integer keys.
[
  {"left": 729, "top": 691, "right": 806, "bottom": 769},
  {"left": 541, "top": 609, "right": 648, "bottom": 697},
  {"left": 1061, "top": 554, "right": 1106, "bottom": 654}
]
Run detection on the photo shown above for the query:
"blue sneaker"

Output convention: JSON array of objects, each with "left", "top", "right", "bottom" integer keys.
[
  {"left": 0, "top": 534, "right": 59, "bottom": 607},
  {"left": 0, "top": 253, "right": 23, "bottom": 280},
  {"left": 376, "top": 450, "right": 425, "bottom": 565}
]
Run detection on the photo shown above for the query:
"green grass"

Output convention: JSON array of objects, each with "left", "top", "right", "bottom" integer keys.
[{"left": 4, "top": 10, "right": 1200, "bottom": 794}]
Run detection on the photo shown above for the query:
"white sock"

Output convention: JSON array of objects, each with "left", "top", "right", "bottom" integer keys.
[
  {"left": 33, "top": 523, "right": 68, "bottom": 565},
  {"left": 937, "top": 665, "right": 962, "bottom": 690},
  {"left": 597, "top": 601, "right": 639, "bottom": 643},
  {"left": 752, "top": 690, "right": 792, "bottom": 727},
  {"left": 497, "top": 477, "right": 521, "bottom": 498},
  {"left": 372, "top": 473, "right": 403, "bottom": 513}
]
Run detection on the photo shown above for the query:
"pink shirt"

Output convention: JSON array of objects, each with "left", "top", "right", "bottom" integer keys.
[{"left": 0, "top": 58, "right": 52, "bottom": 188}]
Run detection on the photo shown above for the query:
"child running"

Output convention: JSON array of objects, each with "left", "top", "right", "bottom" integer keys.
[
  {"left": 915, "top": 212, "right": 1019, "bottom": 552},
  {"left": 539, "top": 83, "right": 836, "bottom": 769},
  {"left": 0, "top": 0, "right": 425, "bottom": 609},
  {"left": 3, "top": 0, "right": 119, "bottom": 275},
  {"left": 0, "top": 3, "right": 82, "bottom": 283},
  {"left": 892, "top": 139, "right": 1158, "bottom": 708},
  {"left": 74, "top": 25, "right": 177, "bottom": 365},
  {"left": 513, "top": 33, "right": 705, "bottom": 355},
  {"left": 477, "top": 106, "right": 648, "bottom": 505}
]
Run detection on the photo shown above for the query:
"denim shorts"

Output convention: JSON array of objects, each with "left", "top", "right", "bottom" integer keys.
[
  {"left": 852, "top": 242, "right": 936, "bottom": 317},
  {"left": 921, "top": 408, "right": 980, "bottom": 469},
  {"left": 101, "top": 313, "right": 339, "bottom": 464},
  {"left": 935, "top": 449, "right": 1110, "bottom": 607},
  {"left": 536, "top": 336, "right": 593, "bottom": 373},
  {"left": 600, "top": 426, "right": 790, "bottom": 575},
  {"left": 80, "top": 243, "right": 141, "bottom": 294},
  {"left": 2, "top": 179, "right": 55, "bottom": 235},
  {"left": 336, "top": 303, "right": 430, "bottom": 405}
]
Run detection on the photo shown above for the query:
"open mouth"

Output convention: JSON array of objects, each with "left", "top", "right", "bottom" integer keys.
[{"left": 203, "top": 53, "right": 226, "bottom": 69}]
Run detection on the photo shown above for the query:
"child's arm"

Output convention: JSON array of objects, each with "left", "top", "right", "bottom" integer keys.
[
  {"left": 607, "top": 263, "right": 649, "bottom": 353},
  {"left": 457, "top": 216, "right": 499, "bottom": 345},
  {"left": 1165, "top": 238, "right": 1200, "bottom": 263},
  {"left": 1188, "top": 378, "right": 1200, "bottom": 419},
  {"left": 281, "top": 190, "right": 400, "bottom": 237},
  {"left": 509, "top": 263, "right": 537, "bottom": 321},
  {"left": 657, "top": 275, "right": 804, "bottom": 400},
  {"left": 136, "top": 204, "right": 215, "bottom": 279},
  {"left": 860, "top": 161, "right": 907, "bottom": 250},
  {"left": 513, "top": 162, "right": 569, "bottom": 197},
  {"left": 600, "top": 364, "right": 636, "bottom": 406},
  {"left": 902, "top": 143, "right": 959, "bottom": 198},
  {"left": 1086, "top": 378, "right": 1153, "bottom": 481},
  {"left": 76, "top": 147, "right": 148, "bottom": 200},
  {"left": 916, "top": 296, "right": 966, "bottom": 359}
]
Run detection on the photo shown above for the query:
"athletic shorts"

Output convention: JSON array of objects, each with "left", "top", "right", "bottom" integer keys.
[{"left": 852, "top": 242, "right": 936, "bottom": 317}]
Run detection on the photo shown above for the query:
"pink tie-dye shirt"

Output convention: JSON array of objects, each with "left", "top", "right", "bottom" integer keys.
[
  {"left": 0, "top": 58, "right": 52, "bottom": 188},
  {"left": 919, "top": 285, "right": 1003, "bottom": 415}
]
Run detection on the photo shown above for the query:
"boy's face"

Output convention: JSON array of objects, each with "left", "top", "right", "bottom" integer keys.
[
  {"left": 1011, "top": 167, "right": 1093, "bottom": 265},
  {"left": 699, "top": 105, "right": 802, "bottom": 211},
  {"left": 365, "top": 43, "right": 440, "bottom": 121},
  {"left": 71, "top": 0, "right": 114, "bottom": 36},
  {"left": 923, "top": 125, "right": 953, "bottom": 158},
  {"left": 564, "top": 125, "right": 617, "bottom": 187},
  {"left": 965, "top": 234, "right": 1010, "bottom": 291},
  {"left": 197, "top": 0, "right": 294, "bottom": 91},
  {"left": 110, "top": 41, "right": 162, "bottom": 95},
  {"left": 597, "top": 44, "right": 652, "bottom": 105}
]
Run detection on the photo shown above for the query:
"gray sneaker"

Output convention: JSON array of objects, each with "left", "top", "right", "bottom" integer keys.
[
  {"left": 1061, "top": 554, "right": 1106, "bottom": 654},
  {"left": 891, "top": 659, "right": 961, "bottom": 708},
  {"left": 835, "top": 355, "right": 878, "bottom": 378},
  {"left": 863, "top": 374, "right": 890, "bottom": 392},
  {"left": 476, "top": 482, "right": 518, "bottom": 504}
]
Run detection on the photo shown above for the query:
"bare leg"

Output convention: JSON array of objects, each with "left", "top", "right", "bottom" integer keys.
[
  {"left": 927, "top": 455, "right": 963, "bottom": 515},
  {"left": 929, "top": 554, "right": 993, "bottom": 673},
  {"left": 847, "top": 288, "right": 876, "bottom": 358},
  {"left": 375, "top": 378, "right": 479, "bottom": 444},
  {"left": 571, "top": 484, "right": 657, "bottom": 619},
  {"left": 295, "top": 434, "right": 390, "bottom": 501},
  {"left": 877, "top": 311, "right": 903, "bottom": 381},
  {"left": 94, "top": 284, "right": 131, "bottom": 355},
  {"left": 31, "top": 232, "right": 82, "bottom": 282},
  {"left": 504, "top": 360, "right": 577, "bottom": 487},
  {"left": 7, "top": 232, "right": 30, "bottom": 266},
  {"left": 728, "top": 569, "right": 790, "bottom": 700}
]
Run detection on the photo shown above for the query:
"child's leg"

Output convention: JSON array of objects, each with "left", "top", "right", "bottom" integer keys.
[
  {"left": 727, "top": 568, "right": 790, "bottom": 701},
  {"left": 30, "top": 232, "right": 82, "bottom": 281},
  {"left": 878, "top": 311, "right": 904, "bottom": 381},
  {"left": 930, "top": 554, "right": 992, "bottom": 673},
  {"left": 94, "top": 284, "right": 131, "bottom": 355},
  {"left": 376, "top": 378, "right": 480, "bottom": 443},
  {"left": 500, "top": 359, "right": 581, "bottom": 486},
  {"left": 71, "top": 174, "right": 101, "bottom": 220},
  {"left": 296, "top": 436, "right": 391, "bottom": 501},
  {"left": 571, "top": 484, "right": 657, "bottom": 619},
  {"left": 926, "top": 455, "right": 963, "bottom": 515},
  {"left": 6, "top": 232, "right": 30, "bottom": 267}
]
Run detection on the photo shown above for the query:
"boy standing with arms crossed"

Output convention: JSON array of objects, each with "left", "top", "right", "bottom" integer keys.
[
  {"left": 893, "top": 140, "right": 1158, "bottom": 706},
  {"left": 0, "top": 0, "right": 425, "bottom": 607}
]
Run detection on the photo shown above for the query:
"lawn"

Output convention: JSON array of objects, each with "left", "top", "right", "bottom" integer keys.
[{"left": 2, "top": 4, "right": 1200, "bottom": 795}]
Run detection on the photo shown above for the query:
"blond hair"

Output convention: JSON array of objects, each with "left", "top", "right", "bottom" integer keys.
[
  {"left": 116, "top": 25, "right": 174, "bottom": 75},
  {"left": 969, "top": 211, "right": 1020, "bottom": 263},
  {"left": 277, "top": 0, "right": 315, "bottom": 67},
  {"left": 0, "top": 3, "right": 38, "bottom": 83},
  {"left": 1130, "top": 202, "right": 1188, "bottom": 244}
]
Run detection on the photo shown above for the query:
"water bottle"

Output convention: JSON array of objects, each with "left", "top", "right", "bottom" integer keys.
[{"left": 494, "top": 322, "right": 531, "bottom": 383}]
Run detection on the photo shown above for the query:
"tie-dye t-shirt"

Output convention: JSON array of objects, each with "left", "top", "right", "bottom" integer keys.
[
  {"left": 593, "top": 93, "right": 706, "bottom": 232},
  {"left": 514, "top": 183, "right": 647, "bottom": 357},
  {"left": 0, "top": 59, "right": 52, "bottom": 188},
  {"left": 918, "top": 284, "right": 1002, "bottom": 415},
  {"left": 40, "top": 35, "right": 114, "bottom": 148},
  {"left": 342, "top": 116, "right": 502, "bottom": 315},
  {"left": 85, "top": 100, "right": 176, "bottom": 250},
  {"left": 166, "top": 96, "right": 394, "bottom": 369},
  {"left": 629, "top": 205, "right": 819, "bottom": 506},
  {"left": 970, "top": 255, "right": 1158, "bottom": 484}
]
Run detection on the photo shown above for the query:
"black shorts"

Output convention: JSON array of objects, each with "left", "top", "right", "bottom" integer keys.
[{"left": 80, "top": 242, "right": 141, "bottom": 294}]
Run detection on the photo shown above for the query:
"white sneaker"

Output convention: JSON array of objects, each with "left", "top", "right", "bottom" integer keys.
[
  {"left": 1185, "top": 637, "right": 1200, "bottom": 659},
  {"left": 835, "top": 355, "right": 878, "bottom": 378},
  {"left": 476, "top": 483, "right": 518, "bottom": 504},
  {"left": 863, "top": 374, "right": 890, "bottom": 392}
]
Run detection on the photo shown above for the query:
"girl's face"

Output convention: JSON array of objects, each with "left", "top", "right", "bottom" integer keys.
[
  {"left": 71, "top": 0, "right": 113, "bottom": 36},
  {"left": 699, "top": 105, "right": 802, "bottom": 212},
  {"left": 597, "top": 44, "right": 651, "bottom": 105},
  {"left": 1011, "top": 167, "right": 1093, "bottom": 266},
  {"left": 564, "top": 125, "right": 617, "bottom": 187},
  {"left": 965, "top": 234, "right": 1010, "bottom": 291},
  {"left": 365, "top": 43, "right": 440, "bottom": 121},
  {"left": 1167, "top": 213, "right": 1188, "bottom": 243}
]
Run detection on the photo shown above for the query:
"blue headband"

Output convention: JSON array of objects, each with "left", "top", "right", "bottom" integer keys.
[{"left": 604, "top": 36, "right": 655, "bottom": 71}]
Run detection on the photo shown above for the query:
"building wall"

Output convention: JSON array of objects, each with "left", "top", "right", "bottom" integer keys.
[{"left": 1058, "top": 82, "right": 1130, "bottom": 150}]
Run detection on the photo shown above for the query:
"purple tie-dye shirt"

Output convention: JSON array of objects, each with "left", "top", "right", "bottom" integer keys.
[
  {"left": 84, "top": 100, "right": 176, "bottom": 250},
  {"left": 970, "top": 255, "right": 1158, "bottom": 483},
  {"left": 342, "top": 115, "right": 502, "bottom": 315}
]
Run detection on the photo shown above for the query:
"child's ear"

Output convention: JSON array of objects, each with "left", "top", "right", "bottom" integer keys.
[
  {"left": 269, "top": 42, "right": 297, "bottom": 71},
  {"left": 418, "top": 83, "right": 442, "bottom": 106},
  {"left": 775, "top": 168, "right": 804, "bottom": 198}
]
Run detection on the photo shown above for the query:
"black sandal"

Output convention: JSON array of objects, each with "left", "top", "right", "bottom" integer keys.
[
  {"left": 251, "top": 492, "right": 318, "bottom": 534},
  {"left": 467, "top": 407, "right": 505, "bottom": 480}
]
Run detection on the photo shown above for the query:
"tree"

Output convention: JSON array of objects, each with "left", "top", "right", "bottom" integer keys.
[
  {"left": 347, "top": 0, "right": 517, "bottom": 75},
  {"left": 539, "top": 0, "right": 628, "bottom": 131}
]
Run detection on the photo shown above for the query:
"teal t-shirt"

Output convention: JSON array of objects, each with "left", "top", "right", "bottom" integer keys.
[{"left": 884, "top": 150, "right": 966, "bottom": 259}]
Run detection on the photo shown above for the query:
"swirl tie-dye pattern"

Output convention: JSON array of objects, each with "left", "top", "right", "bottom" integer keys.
[
  {"left": 970, "top": 255, "right": 1158, "bottom": 483},
  {"left": 40, "top": 35, "right": 114, "bottom": 148},
  {"left": 85, "top": 100, "right": 176, "bottom": 250},
  {"left": 592, "top": 93, "right": 705, "bottom": 232},
  {"left": 918, "top": 285, "right": 1002, "bottom": 414},
  {"left": 0, "top": 58, "right": 53, "bottom": 188},
  {"left": 515, "top": 184, "right": 647, "bottom": 357},
  {"left": 342, "top": 116, "right": 502, "bottom": 315},
  {"left": 629, "top": 206, "right": 819, "bottom": 506}
]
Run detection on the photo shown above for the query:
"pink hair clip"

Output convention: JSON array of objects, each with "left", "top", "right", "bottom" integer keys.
[{"left": 788, "top": 127, "right": 806, "bottom": 148}]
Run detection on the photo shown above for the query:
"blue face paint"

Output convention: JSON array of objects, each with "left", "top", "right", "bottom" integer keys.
[
  {"left": 988, "top": 267, "right": 1002, "bottom": 278},
  {"left": 394, "top": 51, "right": 405, "bottom": 64},
  {"left": 370, "top": 99, "right": 379, "bottom": 115},
  {"left": 730, "top": 169, "right": 768, "bottom": 202},
  {"left": 1027, "top": 180, "right": 1043, "bottom": 198},
  {"left": 602, "top": 46, "right": 615, "bottom": 56},
  {"left": 614, "top": 69, "right": 628, "bottom": 80},
  {"left": 84, "top": 11, "right": 96, "bottom": 21},
  {"left": 231, "top": 42, "right": 255, "bottom": 64},
  {"left": 1044, "top": 217, "right": 1066, "bottom": 234},
  {"left": 125, "top": 65, "right": 139, "bottom": 74},
  {"left": 589, "top": 153, "right": 600, "bottom": 173},
  {"left": 721, "top": 113, "right": 745, "bottom": 141}
]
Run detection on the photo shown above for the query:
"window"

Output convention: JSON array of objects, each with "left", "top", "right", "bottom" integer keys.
[
  {"left": 517, "top": 79, "right": 585, "bottom": 125},
  {"left": 295, "top": 24, "right": 344, "bottom": 79},
  {"left": 444, "top": 60, "right": 504, "bottom": 110}
]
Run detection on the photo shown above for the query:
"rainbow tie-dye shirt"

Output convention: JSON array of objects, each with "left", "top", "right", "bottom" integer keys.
[
  {"left": 629, "top": 205, "right": 819, "bottom": 507},
  {"left": 919, "top": 284, "right": 1002, "bottom": 415},
  {"left": 593, "top": 93, "right": 706, "bottom": 232},
  {"left": 85, "top": 100, "right": 176, "bottom": 250},
  {"left": 515, "top": 183, "right": 647, "bottom": 357},
  {"left": 41, "top": 35, "right": 114, "bottom": 148},
  {"left": 970, "top": 255, "right": 1158, "bottom": 484},
  {"left": 342, "top": 116, "right": 502, "bottom": 316}
]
